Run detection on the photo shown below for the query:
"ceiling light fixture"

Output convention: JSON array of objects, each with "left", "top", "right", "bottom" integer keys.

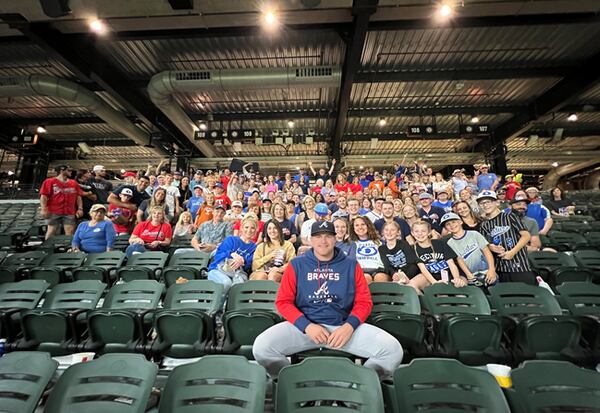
[
  {"left": 287, "top": 120, "right": 295, "bottom": 128},
  {"left": 262, "top": 8, "right": 279, "bottom": 30},
  {"left": 551, "top": 162, "right": 559, "bottom": 167},
  {"left": 89, "top": 19, "right": 107, "bottom": 35},
  {"left": 378, "top": 117, "right": 387, "bottom": 127},
  {"left": 36, "top": 126, "right": 47, "bottom": 134},
  {"left": 470, "top": 115, "right": 480, "bottom": 124},
  {"left": 198, "top": 121, "right": 207, "bottom": 131},
  {"left": 438, "top": 2, "right": 453, "bottom": 19},
  {"left": 567, "top": 113, "right": 578, "bottom": 122}
]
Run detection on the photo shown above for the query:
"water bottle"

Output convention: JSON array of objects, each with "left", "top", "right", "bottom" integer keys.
[
  {"left": 536, "top": 276, "right": 555, "bottom": 295},
  {"left": 0, "top": 338, "right": 6, "bottom": 357}
]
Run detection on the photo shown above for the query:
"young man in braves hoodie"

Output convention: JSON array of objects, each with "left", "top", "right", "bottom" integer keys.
[{"left": 253, "top": 220, "right": 403, "bottom": 378}]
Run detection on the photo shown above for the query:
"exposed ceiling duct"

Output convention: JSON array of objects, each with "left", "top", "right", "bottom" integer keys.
[
  {"left": 0, "top": 75, "right": 165, "bottom": 156},
  {"left": 541, "top": 160, "right": 599, "bottom": 190},
  {"left": 148, "top": 66, "right": 342, "bottom": 158}
]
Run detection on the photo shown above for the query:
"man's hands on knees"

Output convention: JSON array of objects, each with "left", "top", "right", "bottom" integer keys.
[
  {"left": 305, "top": 323, "right": 330, "bottom": 344},
  {"left": 327, "top": 323, "right": 354, "bottom": 349}
]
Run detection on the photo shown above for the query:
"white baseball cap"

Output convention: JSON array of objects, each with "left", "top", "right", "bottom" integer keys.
[
  {"left": 120, "top": 188, "right": 133, "bottom": 197},
  {"left": 92, "top": 165, "right": 105, "bottom": 173}
]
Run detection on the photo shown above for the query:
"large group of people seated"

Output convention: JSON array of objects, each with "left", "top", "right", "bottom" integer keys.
[{"left": 40, "top": 159, "right": 568, "bottom": 293}]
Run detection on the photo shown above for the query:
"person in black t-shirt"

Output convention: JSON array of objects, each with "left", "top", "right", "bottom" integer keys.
[
  {"left": 417, "top": 192, "right": 446, "bottom": 234},
  {"left": 408, "top": 220, "right": 466, "bottom": 293},
  {"left": 379, "top": 221, "right": 422, "bottom": 284}
]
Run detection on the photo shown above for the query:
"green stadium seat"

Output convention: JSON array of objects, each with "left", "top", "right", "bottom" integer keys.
[
  {"left": 421, "top": 283, "right": 506, "bottom": 365},
  {"left": 276, "top": 357, "right": 384, "bottom": 413},
  {"left": 158, "top": 355, "right": 266, "bottom": 413},
  {"left": 161, "top": 251, "right": 211, "bottom": 286},
  {"left": 585, "top": 231, "right": 600, "bottom": 249},
  {"left": 117, "top": 251, "right": 168, "bottom": 282},
  {"left": 222, "top": 280, "right": 281, "bottom": 358},
  {"left": 86, "top": 280, "right": 165, "bottom": 354},
  {"left": 0, "top": 351, "right": 58, "bottom": 413},
  {"left": 384, "top": 358, "right": 510, "bottom": 413},
  {"left": 506, "top": 360, "right": 600, "bottom": 413},
  {"left": 0, "top": 251, "right": 46, "bottom": 284},
  {"left": 367, "top": 282, "right": 425, "bottom": 357},
  {"left": 488, "top": 283, "right": 586, "bottom": 363},
  {"left": 560, "top": 221, "right": 592, "bottom": 234},
  {"left": 168, "top": 234, "right": 194, "bottom": 253},
  {"left": 28, "top": 251, "right": 87, "bottom": 287},
  {"left": 0, "top": 250, "right": 8, "bottom": 264},
  {"left": 545, "top": 231, "right": 589, "bottom": 251},
  {"left": 527, "top": 251, "right": 593, "bottom": 285},
  {"left": 0, "top": 280, "right": 49, "bottom": 341},
  {"left": 573, "top": 249, "right": 600, "bottom": 278},
  {"left": 43, "top": 353, "right": 157, "bottom": 413},
  {"left": 152, "top": 280, "right": 223, "bottom": 358},
  {"left": 37, "top": 234, "right": 73, "bottom": 253},
  {"left": 20, "top": 280, "right": 106, "bottom": 355},
  {"left": 112, "top": 233, "right": 132, "bottom": 251},
  {"left": 72, "top": 251, "right": 126, "bottom": 284}
]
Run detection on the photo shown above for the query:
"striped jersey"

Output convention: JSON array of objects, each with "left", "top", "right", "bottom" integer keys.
[{"left": 480, "top": 211, "right": 532, "bottom": 273}]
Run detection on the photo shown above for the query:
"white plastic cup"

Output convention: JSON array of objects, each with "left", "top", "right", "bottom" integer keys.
[{"left": 486, "top": 363, "right": 512, "bottom": 388}]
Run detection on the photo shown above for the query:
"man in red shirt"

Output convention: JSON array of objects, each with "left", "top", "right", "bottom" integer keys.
[
  {"left": 39, "top": 165, "right": 83, "bottom": 239},
  {"left": 253, "top": 221, "right": 403, "bottom": 378}
]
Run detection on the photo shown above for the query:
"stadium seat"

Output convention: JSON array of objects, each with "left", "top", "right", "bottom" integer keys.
[
  {"left": 0, "top": 251, "right": 46, "bottom": 283},
  {"left": 43, "top": 353, "right": 157, "bottom": 413},
  {"left": 37, "top": 234, "right": 73, "bottom": 253},
  {"left": 506, "top": 360, "right": 600, "bottom": 413},
  {"left": 421, "top": 283, "right": 506, "bottom": 365},
  {"left": 222, "top": 280, "right": 281, "bottom": 358},
  {"left": 152, "top": 280, "right": 223, "bottom": 358},
  {"left": 556, "top": 282, "right": 600, "bottom": 360},
  {"left": 384, "top": 358, "right": 510, "bottom": 413},
  {"left": 20, "top": 280, "right": 106, "bottom": 355},
  {"left": 0, "top": 280, "right": 49, "bottom": 342},
  {"left": 117, "top": 251, "right": 168, "bottom": 282},
  {"left": 158, "top": 355, "right": 266, "bottom": 413},
  {"left": 276, "top": 357, "right": 384, "bottom": 413},
  {"left": 545, "top": 231, "right": 589, "bottom": 251},
  {"left": 527, "top": 251, "right": 593, "bottom": 285},
  {"left": 28, "top": 251, "right": 87, "bottom": 287},
  {"left": 560, "top": 221, "right": 592, "bottom": 234},
  {"left": 573, "top": 249, "right": 600, "bottom": 279},
  {"left": 86, "top": 280, "right": 165, "bottom": 354},
  {"left": 367, "top": 282, "right": 426, "bottom": 358},
  {"left": 585, "top": 231, "right": 600, "bottom": 249},
  {"left": 112, "top": 233, "right": 132, "bottom": 251},
  {"left": 168, "top": 234, "right": 194, "bottom": 254},
  {"left": 161, "top": 250, "right": 211, "bottom": 286},
  {"left": 72, "top": 251, "right": 126, "bottom": 285},
  {"left": 488, "top": 283, "right": 587, "bottom": 363},
  {"left": 0, "top": 351, "right": 58, "bottom": 413},
  {"left": 0, "top": 250, "right": 7, "bottom": 264}
]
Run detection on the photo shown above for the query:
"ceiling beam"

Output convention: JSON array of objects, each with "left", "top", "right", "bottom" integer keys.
[
  {"left": 330, "top": 0, "right": 378, "bottom": 161},
  {"left": 342, "top": 132, "right": 479, "bottom": 142}
]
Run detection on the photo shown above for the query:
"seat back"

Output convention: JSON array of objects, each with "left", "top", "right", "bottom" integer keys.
[
  {"left": 163, "top": 280, "right": 223, "bottom": 313},
  {"left": 369, "top": 282, "right": 421, "bottom": 315},
  {"left": 101, "top": 280, "right": 164, "bottom": 310},
  {"left": 112, "top": 233, "right": 131, "bottom": 251},
  {"left": 1, "top": 251, "right": 46, "bottom": 269},
  {"left": 125, "top": 251, "right": 168, "bottom": 270},
  {"left": 276, "top": 357, "right": 384, "bottom": 413},
  {"left": 43, "top": 354, "right": 157, "bottom": 413},
  {"left": 38, "top": 251, "right": 87, "bottom": 268},
  {"left": 488, "top": 283, "right": 562, "bottom": 318},
  {"left": 158, "top": 355, "right": 266, "bottom": 413},
  {"left": 528, "top": 251, "right": 577, "bottom": 269},
  {"left": 391, "top": 358, "right": 510, "bottom": 413},
  {"left": 556, "top": 282, "right": 600, "bottom": 317},
  {"left": 38, "top": 280, "right": 106, "bottom": 311},
  {"left": 0, "top": 280, "right": 49, "bottom": 310},
  {"left": 0, "top": 351, "right": 58, "bottom": 413},
  {"left": 574, "top": 249, "right": 600, "bottom": 268},
  {"left": 507, "top": 360, "right": 600, "bottom": 413},
  {"left": 422, "top": 284, "right": 491, "bottom": 316},
  {"left": 549, "top": 231, "right": 588, "bottom": 247},
  {"left": 84, "top": 251, "right": 126, "bottom": 269},
  {"left": 167, "top": 250, "right": 211, "bottom": 268},
  {"left": 226, "top": 280, "right": 279, "bottom": 312},
  {"left": 38, "top": 234, "right": 73, "bottom": 253}
]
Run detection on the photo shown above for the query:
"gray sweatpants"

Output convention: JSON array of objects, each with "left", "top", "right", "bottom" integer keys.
[{"left": 252, "top": 321, "right": 403, "bottom": 378}]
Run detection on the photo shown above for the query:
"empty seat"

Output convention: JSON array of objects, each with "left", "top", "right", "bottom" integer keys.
[
  {"left": 37, "top": 234, "right": 73, "bottom": 253},
  {"left": 161, "top": 251, "right": 211, "bottom": 286},
  {"left": 368, "top": 282, "right": 425, "bottom": 357},
  {"left": 153, "top": 280, "right": 223, "bottom": 358},
  {"left": 276, "top": 357, "right": 383, "bottom": 412},
  {"left": 117, "top": 251, "right": 168, "bottom": 282},
  {"left": 573, "top": 249, "right": 600, "bottom": 277},
  {"left": 545, "top": 231, "right": 588, "bottom": 251},
  {"left": 421, "top": 283, "right": 505, "bottom": 365},
  {"left": 29, "top": 251, "right": 87, "bottom": 287},
  {"left": 0, "top": 351, "right": 58, "bottom": 413},
  {"left": 86, "top": 280, "right": 165, "bottom": 353},
  {"left": 385, "top": 358, "right": 510, "bottom": 413},
  {"left": 506, "top": 360, "right": 600, "bottom": 413},
  {"left": 222, "top": 280, "right": 281, "bottom": 358},
  {"left": 20, "top": 280, "right": 106, "bottom": 355},
  {"left": 72, "top": 251, "right": 126, "bottom": 284},
  {"left": 0, "top": 251, "right": 46, "bottom": 284},
  {"left": 560, "top": 221, "right": 592, "bottom": 234},
  {"left": 112, "top": 233, "right": 132, "bottom": 251},
  {"left": 585, "top": 231, "right": 600, "bottom": 249},
  {"left": 488, "top": 283, "right": 586, "bottom": 363},
  {"left": 0, "top": 280, "right": 49, "bottom": 342},
  {"left": 527, "top": 251, "right": 593, "bottom": 285},
  {"left": 43, "top": 353, "right": 157, "bottom": 413},
  {"left": 158, "top": 355, "right": 266, "bottom": 413}
]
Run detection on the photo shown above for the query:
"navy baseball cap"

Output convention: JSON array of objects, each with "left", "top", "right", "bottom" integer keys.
[{"left": 311, "top": 220, "right": 336, "bottom": 236}]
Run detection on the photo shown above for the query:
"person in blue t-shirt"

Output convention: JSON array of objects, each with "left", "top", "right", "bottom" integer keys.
[
  {"left": 431, "top": 189, "right": 453, "bottom": 212},
  {"left": 71, "top": 204, "right": 116, "bottom": 253},
  {"left": 475, "top": 164, "right": 500, "bottom": 192},
  {"left": 186, "top": 185, "right": 205, "bottom": 220}
]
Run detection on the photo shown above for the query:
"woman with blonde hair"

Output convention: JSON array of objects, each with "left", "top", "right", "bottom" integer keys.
[
  {"left": 126, "top": 206, "right": 172, "bottom": 257},
  {"left": 295, "top": 195, "right": 316, "bottom": 232},
  {"left": 173, "top": 211, "right": 195, "bottom": 238},
  {"left": 250, "top": 219, "right": 296, "bottom": 282},
  {"left": 233, "top": 211, "right": 263, "bottom": 243}
]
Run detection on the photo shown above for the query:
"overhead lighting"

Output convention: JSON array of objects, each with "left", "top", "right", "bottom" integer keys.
[
  {"left": 262, "top": 8, "right": 279, "bottom": 30},
  {"left": 36, "top": 126, "right": 47, "bottom": 134},
  {"left": 437, "top": 2, "right": 454, "bottom": 19},
  {"left": 551, "top": 162, "right": 559, "bottom": 167},
  {"left": 89, "top": 19, "right": 108, "bottom": 35},
  {"left": 198, "top": 121, "right": 207, "bottom": 131},
  {"left": 296, "top": 166, "right": 300, "bottom": 170},
  {"left": 378, "top": 117, "right": 387, "bottom": 127},
  {"left": 359, "top": 165, "right": 364, "bottom": 169},
  {"left": 287, "top": 120, "right": 295, "bottom": 128},
  {"left": 567, "top": 113, "right": 578, "bottom": 122},
  {"left": 470, "top": 115, "right": 480, "bottom": 124}
]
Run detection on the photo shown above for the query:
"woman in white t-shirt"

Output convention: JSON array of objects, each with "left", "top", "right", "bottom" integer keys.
[{"left": 349, "top": 216, "right": 388, "bottom": 283}]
